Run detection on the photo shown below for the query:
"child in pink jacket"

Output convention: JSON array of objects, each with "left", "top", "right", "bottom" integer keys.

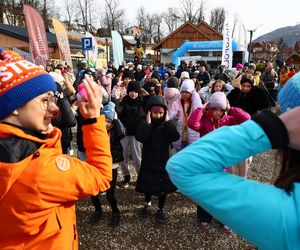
[
  {"left": 188, "top": 92, "right": 251, "bottom": 136},
  {"left": 187, "top": 92, "right": 251, "bottom": 230}
]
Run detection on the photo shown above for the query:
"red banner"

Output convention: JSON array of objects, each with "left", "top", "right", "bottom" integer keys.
[{"left": 23, "top": 5, "right": 49, "bottom": 67}]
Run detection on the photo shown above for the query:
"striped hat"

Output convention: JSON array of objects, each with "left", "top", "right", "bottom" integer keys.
[{"left": 0, "top": 48, "right": 57, "bottom": 120}]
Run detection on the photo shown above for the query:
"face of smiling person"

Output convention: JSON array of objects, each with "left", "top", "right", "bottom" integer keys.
[{"left": 15, "top": 91, "right": 59, "bottom": 132}]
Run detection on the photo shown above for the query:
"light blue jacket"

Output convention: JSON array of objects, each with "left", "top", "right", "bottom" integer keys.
[{"left": 166, "top": 120, "right": 300, "bottom": 250}]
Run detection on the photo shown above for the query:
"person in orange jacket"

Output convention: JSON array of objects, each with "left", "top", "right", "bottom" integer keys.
[{"left": 0, "top": 48, "right": 112, "bottom": 249}]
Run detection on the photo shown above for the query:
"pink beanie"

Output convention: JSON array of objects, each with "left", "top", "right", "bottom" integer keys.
[
  {"left": 236, "top": 63, "right": 243, "bottom": 70},
  {"left": 209, "top": 92, "right": 227, "bottom": 110}
]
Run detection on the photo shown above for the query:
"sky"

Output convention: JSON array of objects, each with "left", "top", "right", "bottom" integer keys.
[{"left": 115, "top": 0, "right": 300, "bottom": 40}]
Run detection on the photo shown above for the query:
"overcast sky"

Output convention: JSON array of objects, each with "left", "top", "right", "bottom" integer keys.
[{"left": 115, "top": 0, "right": 300, "bottom": 40}]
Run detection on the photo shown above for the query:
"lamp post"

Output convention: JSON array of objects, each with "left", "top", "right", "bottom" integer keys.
[
  {"left": 105, "top": 38, "right": 109, "bottom": 67},
  {"left": 247, "top": 24, "right": 263, "bottom": 62}
]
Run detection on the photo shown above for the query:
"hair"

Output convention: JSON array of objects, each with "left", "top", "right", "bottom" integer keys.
[
  {"left": 248, "top": 63, "right": 256, "bottom": 71},
  {"left": 274, "top": 149, "right": 300, "bottom": 192},
  {"left": 211, "top": 80, "right": 225, "bottom": 94},
  {"left": 280, "top": 65, "right": 289, "bottom": 74}
]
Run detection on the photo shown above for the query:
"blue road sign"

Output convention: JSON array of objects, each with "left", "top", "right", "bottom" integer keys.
[{"left": 81, "top": 37, "right": 93, "bottom": 50}]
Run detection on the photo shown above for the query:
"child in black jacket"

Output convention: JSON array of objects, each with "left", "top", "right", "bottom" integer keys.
[
  {"left": 89, "top": 102, "right": 126, "bottom": 227},
  {"left": 135, "top": 96, "right": 180, "bottom": 223}
]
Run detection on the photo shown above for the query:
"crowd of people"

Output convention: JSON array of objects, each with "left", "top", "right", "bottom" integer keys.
[{"left": 0, "top": 46, "right": 300, "bottom": 249}]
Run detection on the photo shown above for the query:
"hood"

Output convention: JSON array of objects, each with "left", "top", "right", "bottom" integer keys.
[
  {"left": 164, "top": 87, "right": 180, "bottom": 103},
  {"left": 0, "top": 123, "right": 61, "bottom": 202},
  {"left": 145, "top": 95, "right": 168, "bottom": 112}
]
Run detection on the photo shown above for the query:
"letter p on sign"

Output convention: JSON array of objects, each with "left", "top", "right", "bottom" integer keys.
[{"left": 82, "top": 37, "right": 93, "bottom": 50}]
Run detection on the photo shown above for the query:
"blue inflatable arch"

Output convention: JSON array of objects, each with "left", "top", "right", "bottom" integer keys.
[{"left": 172, "top": 40, "right": 239, "bottom": 68}]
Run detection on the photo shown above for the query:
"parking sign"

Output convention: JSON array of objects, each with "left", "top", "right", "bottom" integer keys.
[{"left": 81, "top": 37, "right": 93, "bottom": 50}]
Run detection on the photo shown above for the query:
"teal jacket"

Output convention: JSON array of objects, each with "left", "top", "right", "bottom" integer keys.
[{"left": 166, "top": 112, "right": 300, "bottom": 250}]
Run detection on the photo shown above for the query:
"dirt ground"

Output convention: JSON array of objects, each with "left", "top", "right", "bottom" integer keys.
[{"left": 76, "top": 149, "right": 277, "bottom": 250}]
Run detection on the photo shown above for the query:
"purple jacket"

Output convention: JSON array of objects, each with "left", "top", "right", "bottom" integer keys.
[{"left": 188, "top": 107, "right": 251, "bottom": 136}]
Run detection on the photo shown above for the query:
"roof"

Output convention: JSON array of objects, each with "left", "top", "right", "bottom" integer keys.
[
  {"left": 0, "top": 23, "right": 82, "bottom": 49},
  {"left": 153, "top": 22, "right": 222, "bottom": 50},
  {"left": 285, "top": 52, "right": 300, "bottom": 64}
]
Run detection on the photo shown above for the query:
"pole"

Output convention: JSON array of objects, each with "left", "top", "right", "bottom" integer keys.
[
  {"left": 248, "top": 30, "right": 253, "bottom": 62},
  {"left": 105, "top": 38, "right": 109, "bottom": 67}
]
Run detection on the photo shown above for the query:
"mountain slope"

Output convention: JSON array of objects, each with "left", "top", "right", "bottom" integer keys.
[{"left": 254, "top": 24, "right": 300, "bottom": 47}]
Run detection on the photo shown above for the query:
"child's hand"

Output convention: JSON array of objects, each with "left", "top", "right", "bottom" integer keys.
[
  {"left": 226, "top": 100, "right": 231, "bottom": 111},
  {"left": 202, "top": 102, "right": 209, "bottom": 110},
  {"left": 146, "top": 111, "right": 151, "bottom": 124},
  {"left": 176, "top": 110, "right": 180, "bottom": 119},
  {"left": 165, "top": 110, "right": 169, "bottom": 121}
]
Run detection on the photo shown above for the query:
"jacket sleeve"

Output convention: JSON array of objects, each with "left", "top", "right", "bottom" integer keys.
[
  {"left": 37, "top": 116, "right": 112, "bottom": 205},
  {"left": 163, "top": 120, "right": 180, "bottom": 142},
  {"left": 226, "top": 107, "right": 251, "bottom": 125},
  {"left": 135, "top": 121, "right": 152, "bottom": 143},
  {"left": 187, "top": 107, "right": 204, "bottom": 133},
  {"left": 166, "top": 118, "right": 296, "bottom": 249}
]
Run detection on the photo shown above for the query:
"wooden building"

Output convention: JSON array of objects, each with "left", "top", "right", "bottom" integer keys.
[
  {"left": 284, "top": 41, "right": 300, "bottom": 70},
  {"left": 153, "top": 21, "right": 223, "bottom": 64}
]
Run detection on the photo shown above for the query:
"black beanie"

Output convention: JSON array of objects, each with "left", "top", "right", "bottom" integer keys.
[
  {"left": 240, "top": 76, "right": 254, "bottom": 86},
  {"left": 127, "top": 81, "right": 141, "bottom": 94},
  {"left": 167, "top": 76, "right": 179, "bottom": 88},
  {"left": 151, "top": 71, "right": 160, "bottom": 80},
  {"left": 123, "top": 69, "right": 135, "bottom": 80}
]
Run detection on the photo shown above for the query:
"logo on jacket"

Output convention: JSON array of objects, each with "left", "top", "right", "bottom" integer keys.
[{"left": 55, "top": 157, "right": 71, "bottom": 171}]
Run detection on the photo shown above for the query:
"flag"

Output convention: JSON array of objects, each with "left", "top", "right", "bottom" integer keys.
[
  {"left": 85, "top": 32, "right": 98, "bottom": 68},
  {"left": 111, "top": 31, "right": 124, "bottom": 69},
  {"left": 52, "top": 18, "right": 72, "bottom": 68},
  {"left": 221, "top": 12, "right": 233, "bottom": 69},
  {"left": 23, "top": 5, "right": 49, "bottom": 67}
]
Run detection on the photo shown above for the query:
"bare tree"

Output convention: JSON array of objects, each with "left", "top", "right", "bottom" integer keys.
[
  {"left": 136, "top": 6, "right": 147, "bottom": 28},
  {"left": 64, "top": 0, "right": 77, "bottom": 30},
  {"left": 152, "top": 13, "right": 164, "bottom": 43},
  {"left": 163, "top": 7, "right": 181, "bottom": 33},
  {"left": 100, "top": 0, "right": 125, "bottom": 33},
  {"left": 180, "top": 0, "right": 206, "bottom": 24},
  {"left": 209, "top": 7, "right": 225, "bottom": 33},
  {"left": 40, "top": 0, "right": 58, "bottom": 29}
]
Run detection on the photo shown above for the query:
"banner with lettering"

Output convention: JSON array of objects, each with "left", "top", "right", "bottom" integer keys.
[
  {"left": 221, "top": 12, "right": 233, "bottom": 69},
  {"left": 23, "top": 5, "right": 49, "bottom": 67},
  {"left": 52, "top": 18, "right": 72, "bottom": 68}
]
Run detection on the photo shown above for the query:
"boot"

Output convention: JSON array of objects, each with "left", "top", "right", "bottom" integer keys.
[{"left": 89, "top": 210, "right": 102, "bottom": 225}]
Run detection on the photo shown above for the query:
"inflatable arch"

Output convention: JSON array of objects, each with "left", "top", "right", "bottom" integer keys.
[{"left": 172, "top": 40, "right": 239, "bottom": 68}]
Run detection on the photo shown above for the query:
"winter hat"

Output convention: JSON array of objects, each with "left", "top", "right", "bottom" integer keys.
[
  {"left": 167, "top": 77, "right": 179, "bottom": 88},
  {"left": 127, "top": 81, "right": 141, "bottom": 94},
  {"left": 146, "top": 95, "right": 167, "bottom": 112},
  {"left": 236, "top": 63, "right": 243, "bottom": 70},
  {"left": 122, "top": 69, "right": 134, "bottom": 80},
  {"left": 101, "top": 101, "right": 115, "bottom": 121},
  {"left": 137, "top": 64, "right": 142, "bottom": 70},
  {"left": 209, "top": 92, "right": 227, "bottom": 110},
  {"left": 180, "top": 71, "right": 190, "bottom": 79},
  {"left": 240, "top": 76, "right": 254, "bottom": 86},
  {"left": 278, "top": 72, "right": 300, "bottom": 112},
  {"left": 0, "top": 48, "right": 57, "bottom": 120},
  {"left": 151, "top": 71, "right": 160, "bottom": 80},
  {"left": 180, "top": 79, "right": 195, "bottom": 94}
]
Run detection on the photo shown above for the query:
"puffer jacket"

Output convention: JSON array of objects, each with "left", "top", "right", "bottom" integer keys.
[
  {"left": 169, "top": 92, "right": 202, "bottom": 150},
  {"left": 164, "top": 87, "right": 180, "bottom": 110},
  {"left": 188, "top": 107, "right": 251, "bottom": 136},
  {"left": 0, "top": 116, "right": 112, "bottom": 249}
]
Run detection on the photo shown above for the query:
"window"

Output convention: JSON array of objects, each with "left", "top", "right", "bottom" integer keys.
[
  {"left": 212, "top": 51, "right": 222, "bottom": 57},
  {"left": 190, "top": 51, "right": 209, "bottom": 57}
]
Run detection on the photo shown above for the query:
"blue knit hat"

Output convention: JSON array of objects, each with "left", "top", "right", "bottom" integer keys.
[
  {"left": 0, "top": 48, "right": 57, "bottom": 120},
  {"left": 101, "top": 101, "right": 115, "bottom": 121},
  {"left": 279, "top": 72, "right": 300, "bottom": 112}
]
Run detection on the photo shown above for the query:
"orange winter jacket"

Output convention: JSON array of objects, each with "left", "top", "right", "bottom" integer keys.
[{"left": 0, "top": 116, "right": 112, "bottom": 249}]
